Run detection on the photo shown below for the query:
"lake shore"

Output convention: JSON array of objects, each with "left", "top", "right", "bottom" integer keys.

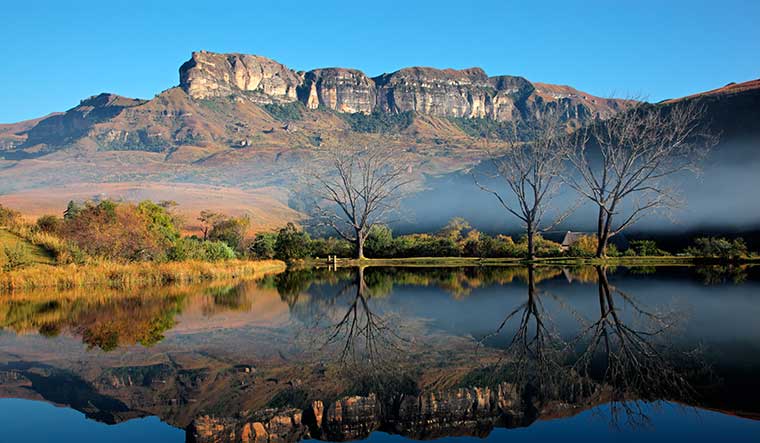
[
  {"left": 0, "top": 259, "right": 286, "bottom": 292},
  {"left": 305, "top": 255, "right": 759, "bottom": 268}
]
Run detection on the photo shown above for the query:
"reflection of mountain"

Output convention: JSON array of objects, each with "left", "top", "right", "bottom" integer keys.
[{"left": 1, "top": 266, "right": 760, "bottom": 441}]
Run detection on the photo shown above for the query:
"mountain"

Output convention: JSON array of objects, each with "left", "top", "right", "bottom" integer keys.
[
  {"left": 0, "top": 51, "right": 757, "bottom": 236},
  {"left": 1, "top": 50, "right": 630, "bottom": 159}
]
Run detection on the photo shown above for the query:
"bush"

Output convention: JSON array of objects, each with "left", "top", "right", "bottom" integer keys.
[
  {"left": 263, "top": 102, "right": 303, "bottom": 121},
  {"left": 60, "top": 200, "right": 182, "bottom": 261},
  {"left": 36, "top": 215, "right": 62, "bottom": 234},
  {"left": 209, "top": 215, "right": 250, "bottom": 252},
  {"left": 248, "top": 233, "right": 277, "bottom": 259},
  {"left": 168, "top": 238, "right": 236, "bottom": 262},
  {"left": 364, "top": 225, "right": 395, "bottom": 258},
  {"left": 629, "top": 240, "right": 669, "bottom": 256},
  {"left": 685, "top": 237, "right": 748, "bottom": 260},
  {"left": 341, "top": 110, "right": 414, "bottom": 133},
  {"left": 310, "top": 237, "right": 353, "bottom": 258},
  {"left": 2, "top": 242, "right": 32, "bottom": 271},
  {"left": 275, "top": 223, "right": 311, "bottom": 261},
  {"left": 567, "top": 235, "right": 598, "bottom": 257},
  {"left": 0, "top": 204, "right": 21, "bottom": 227}
]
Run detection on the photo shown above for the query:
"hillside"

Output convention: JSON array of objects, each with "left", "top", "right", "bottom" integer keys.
[{"left": 0, "top": 51, "right": 757, "bottom": 234}]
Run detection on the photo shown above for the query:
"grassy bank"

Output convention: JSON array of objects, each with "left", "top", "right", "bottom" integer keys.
[
  {"left": 0, "top": 229, "right": 55, "bottom": 266},
  {"left": 0, "top": 259, "right": 286, "bottom": 292}
]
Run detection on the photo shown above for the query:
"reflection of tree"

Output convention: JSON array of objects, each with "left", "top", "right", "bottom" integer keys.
[
  {"left": 695, "top": 265, "right": 747, "bottom": 285},
  {"left": 317, "top": 267, "right": 407, "bottom": 368},
  {"left": 570, "top": 266, "right": 697, "bottom": 426},
  {"left": 476, "top": 265, "right": 702, "bottom": 427},
  {"left": 477, "top": 265, "right": 571, "bottom": 400},
  {"left": 0, "top": 288, "right": 189, "bottom": 351}
]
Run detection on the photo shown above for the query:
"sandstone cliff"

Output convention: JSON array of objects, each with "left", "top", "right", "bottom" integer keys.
[{"left": 178, "top": 50, "right": 628, "bottom": 121}]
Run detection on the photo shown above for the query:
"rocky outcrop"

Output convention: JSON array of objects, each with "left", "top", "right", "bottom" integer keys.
[
  {"left": 374, "top": 67, "right": 494, "bottom": 119},
  {"left": 177, "top": 50, "right": 628, "bottom": 121},
  {"left": 180, "top": 51, "right": 302, "bottom": 102},
  {"left": 299, "top": 69, "right": 376, "bottom": 114}
]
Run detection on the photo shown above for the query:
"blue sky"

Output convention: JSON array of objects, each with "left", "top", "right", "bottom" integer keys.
[{"left": 1, "top": 0, "right": 758, "bottom": 122}]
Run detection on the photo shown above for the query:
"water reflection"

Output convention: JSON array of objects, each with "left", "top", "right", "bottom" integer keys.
[{"left": 0, "top": 265, "right": 758, "bottom": 442}]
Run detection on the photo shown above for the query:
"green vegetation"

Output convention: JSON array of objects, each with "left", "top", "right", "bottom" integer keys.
[
  {"left": 263, "top": 102, "right": 304, "bottom": 121},
  {"left": 341, "top": 110, "right": 414, "bottom": 133},
  {"left": 684, "top": 237, "right": 749, "bottom": 260},
  {"left": 449, "top": 116, "right": 527, "bottom": 140}
]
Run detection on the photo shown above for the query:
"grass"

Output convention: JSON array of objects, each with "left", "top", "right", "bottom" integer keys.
[
  {"left": 0, "top": 259, "right": 286, "bottom": 292},
  {"left": 0, "top": 228, "right": 55, "bottom": 266}
]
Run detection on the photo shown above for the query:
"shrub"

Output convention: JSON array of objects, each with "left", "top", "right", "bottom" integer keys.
[
  {"left": 249, "top": 233, "right": 277, "bottom": 259},
  {"left": 629, "top": 240, "right": 669, "bottom": 256},
  {"left": 567, "top": 235, "right": 598, "bottom": 257},
  {"left": 36, "top": 215, "right": 62, "bottom": 234},
  {"left": 341, "top": 110, "right": 414, "bottom": 133},
  {"left": 275, "top": 223, "right": 311, "bottom": 261},
  {"left": 263, "top": 102, "right": 304, "bottom": 121},
  {"left": 0, "top": 204, "right": 21, "bottom": 227},
  {"left": 202, "top": 241, "right": 237, "bottom": 261},
  {"left": 2, "top": 242, "right": 32, "bottom": 271},
  {"left": 685, "top": 237, "right": 748, "bottom": 260},
  {"left": 209, "top": 215, "right": 250, "bottom": 252},
  {"left": 364, "top": 225, "right": 394, "bottom": 258},
  {"left": 168, "top": 238, "right": 236, "bottom": 262},
  {"left": 61, "top": 200, "right": 175, "bottom": 261},
  {"left": 310, "top": 237, "right": 353, "bottom": 258}
]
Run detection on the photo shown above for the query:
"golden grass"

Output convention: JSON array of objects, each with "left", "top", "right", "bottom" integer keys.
[{"left": 0, "top": 259, "right": 285, "bottom": 292}]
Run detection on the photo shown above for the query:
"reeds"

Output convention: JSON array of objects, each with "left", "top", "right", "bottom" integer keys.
[{"left": 0, "top": 259, "right": 286, "bottom": 292}]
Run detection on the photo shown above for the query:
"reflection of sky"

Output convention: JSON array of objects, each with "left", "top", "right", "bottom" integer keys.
[
  {"left": 306, "top": 401, "right": 760, "bottom": 443},
  {"left": 372, "top": 268, "right": 760, "bottom": 356}
]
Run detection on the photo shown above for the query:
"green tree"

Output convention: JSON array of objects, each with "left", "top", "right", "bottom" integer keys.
[
  {"left": 364, "top": 225, "right": 394, "bottom": 258},
  {"left": 249, "top": 232, "right": 277, "bottom": 259},
  {"left": 209, "top": 215, "right": 250, "bottom": 251},
  {"left": 274, "top": 223, "right": 311, "bottom": 261}
]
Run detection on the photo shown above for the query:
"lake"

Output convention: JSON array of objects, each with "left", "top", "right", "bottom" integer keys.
[{"left": 1, "top": 265, "right": 759, "bottom": 442}]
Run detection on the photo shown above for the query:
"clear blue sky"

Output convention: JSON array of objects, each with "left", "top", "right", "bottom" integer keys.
[{"left": 1, "top": 0, "right": 758, "bottom": 123}]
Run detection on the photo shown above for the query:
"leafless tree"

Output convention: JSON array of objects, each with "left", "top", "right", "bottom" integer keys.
[
  {"left": 565, "top": 101, "right": 717, "bottom": 257},
  {"left": 303, "top": 145, "right": 412, "bottom": 259},
  {"left": 475, "top": 113, "right": 575, "bottom": 260}
]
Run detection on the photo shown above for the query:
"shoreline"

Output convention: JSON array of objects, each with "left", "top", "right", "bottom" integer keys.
[{"left": 304, "top": 255, "right": 759, "bottom": 268}]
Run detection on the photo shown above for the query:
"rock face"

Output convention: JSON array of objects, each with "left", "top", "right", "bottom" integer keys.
[
  {"left": 179, "top": 51, "right": 302, "bottom": 102},
  {"left": 299, "top": 69, "right": 376, "bottom": 114},
  {"left": 178, "top": 50, "right": 627, "bottom": 121}
]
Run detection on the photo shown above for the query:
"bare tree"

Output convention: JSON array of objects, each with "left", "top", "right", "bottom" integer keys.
[
  {"left": 304, "top": 145, "right": 412, "bottom": 259},
  {"left": 475, "top": 113, "right": 574, "bottom": 260},
  {"left": 565, "top": 101, "right": 717, "bottom": 257}
]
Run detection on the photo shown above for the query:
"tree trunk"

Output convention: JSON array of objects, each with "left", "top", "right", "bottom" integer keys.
[
  {"left": 526, "top": 228, "right": 536, "bottom": 261},
  {"left": 596, "top": 210, "right": 612, "bottom": 258},
  {"left": 355, "top": 229, "right": 365, "bottom": 260}
]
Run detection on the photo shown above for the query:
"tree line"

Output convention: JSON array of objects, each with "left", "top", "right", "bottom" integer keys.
[{"left": 300, "top": 99, "right": 718, "bottom": 259}]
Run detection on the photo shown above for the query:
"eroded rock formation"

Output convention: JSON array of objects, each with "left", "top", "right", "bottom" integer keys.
[{"left": 179, "top": 50, "right": 627, "bottom": 121}]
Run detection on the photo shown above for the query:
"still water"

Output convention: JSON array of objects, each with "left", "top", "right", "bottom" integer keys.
[{"left": 1, "top": 265, "right": 759, "bottom": 442}]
